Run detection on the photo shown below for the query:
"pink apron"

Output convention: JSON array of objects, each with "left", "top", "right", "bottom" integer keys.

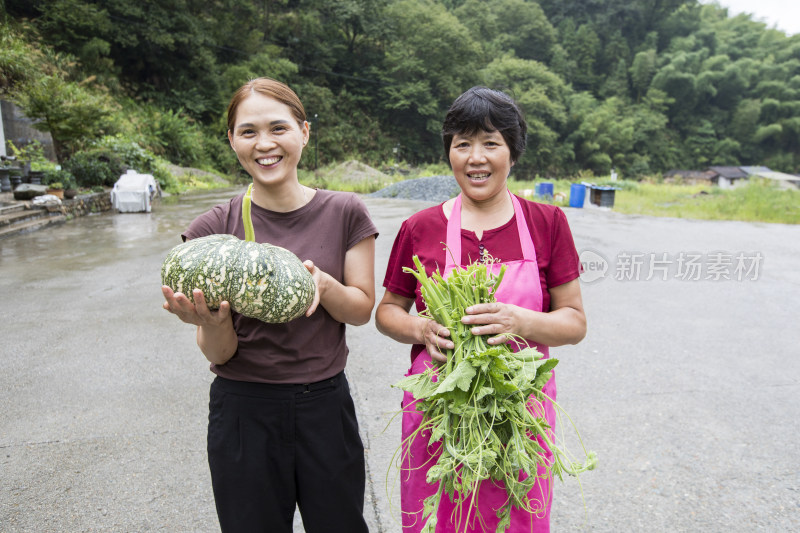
[{"left": 400, "top": 192, "right": 557, "bottom": 532}]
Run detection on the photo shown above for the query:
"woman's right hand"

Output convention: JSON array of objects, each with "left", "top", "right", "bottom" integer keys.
[
  {"left": 161, "top": 286, "right": 232, "bottom": 328},
  {"left": 376, "top": 290, "right": 453, "bottom": 363},
  {"left": 420, "top": 317, "right": 453, "bottom": 364}
]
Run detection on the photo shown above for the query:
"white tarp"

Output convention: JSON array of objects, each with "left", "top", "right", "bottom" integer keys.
[{"left": 111, "top": 170, "right": 159, "bottom": 213}]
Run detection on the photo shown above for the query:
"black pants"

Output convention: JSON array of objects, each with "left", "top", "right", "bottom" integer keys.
[{"left": 207, "top": 372, "right": 369, "bottom": 533}]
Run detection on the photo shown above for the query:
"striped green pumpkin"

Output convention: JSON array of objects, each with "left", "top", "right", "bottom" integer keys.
[{"left": 161, "top": 234, "right": 315, "bottom": 323}]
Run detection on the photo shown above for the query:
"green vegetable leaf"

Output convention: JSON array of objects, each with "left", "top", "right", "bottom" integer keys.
[
  {"left": 495, "top": 506, "right": 511, "bottom": 533},
  {"left": 475, "top": 386, "right": 495, "bottom": 402},
  {"left": 536, "top": 357, "right": 559, "bottom": 376},
  {"left": 433, "top": 360, "right": 476, "bottom": 396},
  {"left": 393, "top": 370, "right": 440, "bottom": 400}
]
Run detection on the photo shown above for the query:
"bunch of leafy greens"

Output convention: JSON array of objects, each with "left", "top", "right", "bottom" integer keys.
[{"left": 395, "top": 255, "right": 596, "bottom": 532}]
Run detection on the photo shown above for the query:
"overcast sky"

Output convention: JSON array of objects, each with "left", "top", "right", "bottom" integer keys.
[{"left": 703, "top": 0, "right": 800, "bottom": 36}]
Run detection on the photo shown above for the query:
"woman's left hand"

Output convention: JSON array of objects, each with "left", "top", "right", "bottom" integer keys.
[
  {"left": 302, "top": 260, "right": 323, "bottom": 316},
  {"left": 300, "top": 237, "right": 375, "bottom": 326},
  {"left": 461, "top": 302, "right": 526, "bottom": 344}
]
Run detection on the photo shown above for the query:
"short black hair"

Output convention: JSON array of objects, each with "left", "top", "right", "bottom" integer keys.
[{"left": 442, "top": 86, "right": 528, "bottom": 165}]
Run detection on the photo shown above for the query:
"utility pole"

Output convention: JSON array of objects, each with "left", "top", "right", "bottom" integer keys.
[{"left": 314, "top": 114, "right": 319, "bottom": 170}]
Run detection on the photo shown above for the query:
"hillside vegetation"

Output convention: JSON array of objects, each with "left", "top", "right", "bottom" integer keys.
[{"left": 1, "top": 0, "right": 799, "bottom": 191}]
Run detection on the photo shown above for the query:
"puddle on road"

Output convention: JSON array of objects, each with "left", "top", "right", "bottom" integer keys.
[
  {"left": 0, "top": 189, "right": 428, "bottom": 282},
  {"left": 0, "top": 188, "right": 244, "bottom": 277}
]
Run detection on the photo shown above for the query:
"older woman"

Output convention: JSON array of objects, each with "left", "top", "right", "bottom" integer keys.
[{"left": 376, "top": 86, "right": 586, "bottom": 532}]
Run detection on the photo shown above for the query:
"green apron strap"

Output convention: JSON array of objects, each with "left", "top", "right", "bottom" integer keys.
[{"left": 242, "top": 183, "right": 255, "bottom": 242}]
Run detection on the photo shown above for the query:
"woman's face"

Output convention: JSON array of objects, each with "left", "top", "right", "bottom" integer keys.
[
  {"left": 449, "top": 129, "right": 513, "bottom": 203},
  {"left": 228, "top": 92, "right": 309, "bottom": 188}
]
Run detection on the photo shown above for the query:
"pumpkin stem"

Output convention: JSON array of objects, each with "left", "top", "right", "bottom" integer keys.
[{"left": 243, "top": 184, "right": 256, "bottom": 242}]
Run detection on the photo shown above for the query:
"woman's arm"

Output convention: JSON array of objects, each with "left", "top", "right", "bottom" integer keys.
[
  {"left": 161, "top": 286, "right": 238, "bottom": 365},
  {"left": 375, "top": 290, "right": 454, "bottom": 363},
  {"left": 461, "top": 278, "right": 586, "bottom": 347},
  {"left": 304, "top": 236, "right": 376, "bottom": 326}
]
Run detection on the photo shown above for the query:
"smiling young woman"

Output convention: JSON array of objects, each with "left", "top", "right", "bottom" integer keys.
[
  {"left": 227, "top": 91, "right": 311, "bottom": 212},
  {"left": 161, "top": 77, "right": 377, "bottom": 533}
]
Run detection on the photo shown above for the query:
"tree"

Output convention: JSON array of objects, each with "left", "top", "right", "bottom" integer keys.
[
  {"left": 36, "top": 0, "right": 116, "bottom": 78},
  {"left": 0, "top": 22, "right": 47, "bottom": 97},
  {"left": 565, "top": 92, "right": 673, "bottom": 177},
  {"left": 379, "top": 0, "right": 482, "bottom": 160},
  {"left": 14, "top": 75, "right": 117, "bottom": 162},
  {"left": 600, "top": 58, "right": 630, "bottom": 98},
  {"left": 569, "top": 24, "right": 601, "bottom": 90},
  {"left": 480, "top": 55, "right": 570, "bottom": 176},
  {"left": 478, "top": 0, "right": 557, "bottom": 62},
  {"left": 630, "top": 49, "right": 657, "bottom": 102}
]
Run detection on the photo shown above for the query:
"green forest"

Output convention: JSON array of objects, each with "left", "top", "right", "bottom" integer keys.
[{"left": 2, "top": 0, "right": 799, "bottom": 188}]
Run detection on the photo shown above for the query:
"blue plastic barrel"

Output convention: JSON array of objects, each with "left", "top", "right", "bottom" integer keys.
[
  {"left": 569, "top": 183, "right": 586, "bottom": 208},
  {"left": 539, "top": 182, "right": 554, "bottom": 199}
]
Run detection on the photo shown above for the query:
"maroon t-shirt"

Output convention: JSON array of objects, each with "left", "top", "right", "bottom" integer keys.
[
  {"left": 183, "top": 189, "right": 378, "bottom": 384},
  {"left": 382, "top": 195, "right": 580, "bottom": 362}
]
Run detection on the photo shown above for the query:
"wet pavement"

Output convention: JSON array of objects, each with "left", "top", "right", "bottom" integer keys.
[{"left": 1, "top": 188, "right": 798, "bottom": 532}]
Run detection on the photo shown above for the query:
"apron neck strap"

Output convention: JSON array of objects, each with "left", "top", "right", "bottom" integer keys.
[
  {"left": 510, "top": 193, "right": 536, "bottom": 259},
  {"left": 445, "top": 194, "right": 463, "bottom": 268},
  {"left": 242, "top": 184, "right": 255, "bottom": 242},
  {"left": 445, "top": 190, "right": 536, "bottom": 269}
]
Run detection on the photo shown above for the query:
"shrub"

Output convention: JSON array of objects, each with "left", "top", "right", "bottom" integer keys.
[
  {"left": 62, "top": 148, "right": 123, "bottom": 188},
  {"left": 6, "top": 140, "right": 57, "bottom": 172},
  {"left": 13, "top": 74, "right": 117, "bottom": 162},
  {"left": 143, "top": 107, "right": 208, "bottom": 167},
  {"left": 42, "top": 168, "right": 76, "bottom": 189},
  {"left": 63, "top": 135, "right": 174, "bottom": 189}
]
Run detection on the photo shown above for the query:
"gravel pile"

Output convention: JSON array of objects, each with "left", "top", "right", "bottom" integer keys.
[{"left": 368, "top": 175, "right": 459, "bottom": 203}]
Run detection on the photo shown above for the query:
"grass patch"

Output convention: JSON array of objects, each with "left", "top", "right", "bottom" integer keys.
[
  {"left": 612, "top": 179, "right": 800, "bottom": 224},
  {"left": 159, "top": 163, "right": 237, "bottom": 194},
  {"left": 506, "top": 177, "right": 799, "bottom": 225},
  {"left": 194, "top": 159, "right": 799, "bottom": 225}
]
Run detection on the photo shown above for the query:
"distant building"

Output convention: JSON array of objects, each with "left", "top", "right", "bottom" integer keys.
[
  {"left": 663, "top": 169, "right": 716, "bottom": 185},
  {"left": 707, "top": 166, "right": 749, "bottom": 189},
  {"left": 739, "top": 166, "right": 772, "bottom": 176},
  {"left": 741, "top": 166, "right": 800, "bottom": 190},
  {"left": 664, "top": 166, "right": 799, "bottom": 190}
]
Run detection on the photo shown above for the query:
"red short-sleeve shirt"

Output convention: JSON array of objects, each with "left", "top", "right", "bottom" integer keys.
[{"left": 383, "top": 195, "right": 580, "bottom": 317}]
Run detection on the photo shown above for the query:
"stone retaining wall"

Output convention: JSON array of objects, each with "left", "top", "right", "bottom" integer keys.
[{"left": 59, "top": 192, "right": 113, "bottom": 219}]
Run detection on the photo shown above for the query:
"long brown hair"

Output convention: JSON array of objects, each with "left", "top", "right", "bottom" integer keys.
[{"left": 226, "top": 77, "right": 306, "bottom": 132}]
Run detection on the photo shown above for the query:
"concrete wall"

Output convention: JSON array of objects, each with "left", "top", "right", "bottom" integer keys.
[{"left": 0, "top": 100, "right": 57, "bottom": 160}]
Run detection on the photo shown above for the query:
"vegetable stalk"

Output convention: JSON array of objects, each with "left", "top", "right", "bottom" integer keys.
[{"left": 395, "top": 255, "right": 596, "bottom": 532}]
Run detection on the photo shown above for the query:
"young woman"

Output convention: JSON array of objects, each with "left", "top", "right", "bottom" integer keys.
[
  {"left": 161, "top": 77, "right": 376, "bottom": 533},
  {"left": 376, "top": 86, "right": 586, "bottom": 532}
]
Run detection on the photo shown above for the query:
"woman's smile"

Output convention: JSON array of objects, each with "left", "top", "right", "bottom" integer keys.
[
  {"left": 466, "top": 170, "right": 491, "bottom": 183},
  {"left": 256, "top": 156, "right": 282, "bottom": 168}
]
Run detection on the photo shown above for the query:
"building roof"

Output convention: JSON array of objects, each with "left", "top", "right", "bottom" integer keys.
[
  {"left": 740, "top": 166, "right": 772, "bottom": 175},
  {"left": 748, "top": 170, "right": 800, "bottom": 183},
  {"left": 708, "top": 166, "right": 748, "bottom": 179},
  {"left": 664, "top": 169, "right": 714, "bottom": 179}
]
